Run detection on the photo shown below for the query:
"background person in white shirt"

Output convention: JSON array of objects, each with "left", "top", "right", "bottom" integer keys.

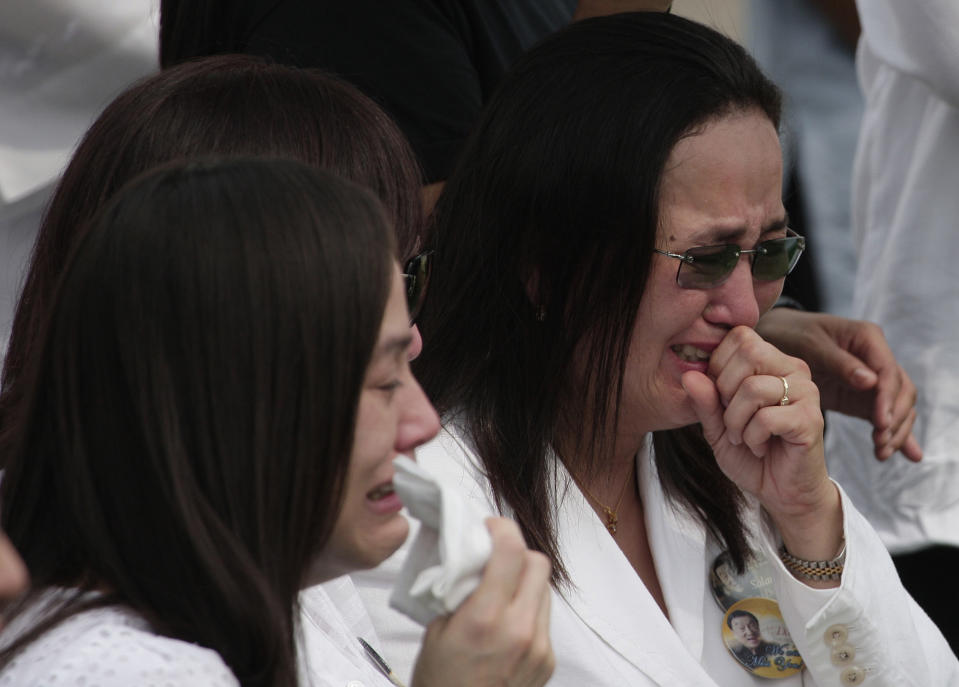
[{"left": 824, "top": 0, "right": 959, "bottom": 652}]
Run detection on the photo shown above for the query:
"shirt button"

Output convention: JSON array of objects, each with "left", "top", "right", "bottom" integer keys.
[
  {"left": 831, "top": 644, "right": 856, "bottom": 666},
  {"left": 824, "top": 623, "right": 849, "bottom": 646},
  {"left": 840, "top": 666, "right": 866, "bottom": 684}
]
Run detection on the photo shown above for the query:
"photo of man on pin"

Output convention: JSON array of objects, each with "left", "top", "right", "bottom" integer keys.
[{"left": 722, "top": 600, "right": 803, "bottom": 678}]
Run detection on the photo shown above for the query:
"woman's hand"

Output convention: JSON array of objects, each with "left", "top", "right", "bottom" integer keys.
[
  {"left": 756, "top": 308, "right": 920, "bottom": 462},
  {"left": 411, "top": 517, "right": 554, "bottom": 687},
  {"left": 681, "top": 326, "right": 843, "bottom": 569}
]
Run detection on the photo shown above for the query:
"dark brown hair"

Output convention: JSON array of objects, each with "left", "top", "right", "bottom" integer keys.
[
  {"left": 0, "top": 158, "right": 395, "bottom": 686},
  {"left": 0, "top": 54, "right": 421, "bottom": 440},
  {"left": 415, "top": 12, "right": 783, "bottom": 580}
]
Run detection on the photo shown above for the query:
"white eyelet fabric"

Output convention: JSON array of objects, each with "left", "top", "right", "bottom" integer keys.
[{"left": 0, "top": 599, "right": 239, "bottom": 687}]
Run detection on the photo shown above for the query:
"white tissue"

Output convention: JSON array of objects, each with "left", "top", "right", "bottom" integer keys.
[{"left": 388, "top": 455, "right": 493, "bottom": 626}]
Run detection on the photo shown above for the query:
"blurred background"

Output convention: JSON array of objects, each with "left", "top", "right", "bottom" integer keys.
[{"left": 673, "top": 0, "right": 747, "bottom": 40}]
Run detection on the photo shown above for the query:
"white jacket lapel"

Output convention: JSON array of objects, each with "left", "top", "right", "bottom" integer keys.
[
  {"left": 553, "top": 451, "right": 715, "bottom": 685},
  {"left": 639, "top": 440, "right": 710, "bottom": 661}
]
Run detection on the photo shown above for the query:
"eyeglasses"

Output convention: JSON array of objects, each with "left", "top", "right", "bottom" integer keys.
[
  {"left": 654, "top": 229, "right": 805, "bottom": 289},
  {"left": 403, "top": 250, "right": 433, "bottom": 324}
]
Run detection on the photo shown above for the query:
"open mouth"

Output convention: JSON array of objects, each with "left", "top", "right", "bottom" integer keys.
[
  {"left": 671, "top": 344, "right": 711, "bottom": 363},
  {"left": 367, "top": 483, "right": 395, "bottom": 501}
]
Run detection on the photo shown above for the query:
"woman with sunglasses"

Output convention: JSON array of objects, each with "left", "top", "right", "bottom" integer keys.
[
  {"left": 0, "top": 158, "right": 553, "bottom": 686},
  {"left": 354, "top": 12, "right": 958, "bottom": 686}
]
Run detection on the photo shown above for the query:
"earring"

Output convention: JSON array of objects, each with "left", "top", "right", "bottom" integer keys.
[{"left": 535, "top": 305, "right": 546, "bottom": 322}]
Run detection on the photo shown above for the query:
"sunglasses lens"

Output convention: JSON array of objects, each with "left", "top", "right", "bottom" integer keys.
[
  {"left": 403, "top": 251, "right": 433, "bottom": 323},
  {"left": 677, "top": 244, "right": 742, "bottom": 288},
  {"left": 752, "top": 236, "right": 805, "bottom": 281}
]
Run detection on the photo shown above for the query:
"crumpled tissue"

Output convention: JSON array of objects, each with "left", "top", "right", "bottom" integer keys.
[{"left": 388, "top": 455, "right": 493, "bottom": 626}]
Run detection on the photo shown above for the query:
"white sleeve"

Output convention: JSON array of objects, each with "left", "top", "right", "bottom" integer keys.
[
  {"left": 856, "top": 0, "right": 959, "bottom": 105},
  {"left": 758, "top": 483, "right": 958, "bottom": 686}
]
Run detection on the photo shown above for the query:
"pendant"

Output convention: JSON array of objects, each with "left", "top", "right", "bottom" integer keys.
[{"left": 603, "top": 507, "right": 618, "bottom": 534}]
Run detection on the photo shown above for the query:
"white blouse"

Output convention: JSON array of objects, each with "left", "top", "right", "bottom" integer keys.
[
  {"left": 0, "top": 596, "right": 239, "bottom": 686},
  {"left": 299, "top": 576, "right": 398, "bottom": 687}
]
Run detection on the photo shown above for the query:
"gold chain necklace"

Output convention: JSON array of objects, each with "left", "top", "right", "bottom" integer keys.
[{"left": 577, "top": 465, "right": 635, "bottom": 535}]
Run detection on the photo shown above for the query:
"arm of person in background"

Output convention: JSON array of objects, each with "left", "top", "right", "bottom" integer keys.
[
  {"left": 411, "top": 517, "right": 554, "bottom": 687},
  {"left": 756, "top": 308, "right": 921, "bottom": 462}
]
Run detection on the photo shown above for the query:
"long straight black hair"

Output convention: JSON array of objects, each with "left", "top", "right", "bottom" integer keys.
[
  {"left": 0, "top": 158, "right": 395, "bottom": 686},
  {"left": 415, "top": 12, "right": 783, "bottom": 580}
]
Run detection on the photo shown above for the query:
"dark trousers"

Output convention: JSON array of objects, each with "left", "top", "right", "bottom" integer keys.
[{"left": 893, "top": 545, "right": 959, "bottom": 656}]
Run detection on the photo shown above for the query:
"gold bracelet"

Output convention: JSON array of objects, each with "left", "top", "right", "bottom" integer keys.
[{"left": 779, "top": 540, "right": 846, "bottom": 581}]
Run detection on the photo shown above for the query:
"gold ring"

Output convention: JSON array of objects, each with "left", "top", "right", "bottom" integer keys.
[{"left": 779, "top": 376, "right": 790, "bottom": 406}]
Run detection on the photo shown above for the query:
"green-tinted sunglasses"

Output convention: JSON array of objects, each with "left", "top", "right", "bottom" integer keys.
[
  {"left": 403, "top": 250, "right": 433, "bottom": 324},
  {"left": 654, "top": 229, "right": 805, "bottom": 289}
]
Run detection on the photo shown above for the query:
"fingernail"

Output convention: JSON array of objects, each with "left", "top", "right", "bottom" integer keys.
[
  {"left": 852, "top": 368, "right": 874, "bottom": 385},
  {"left": 879, "top": 429, "right": 891, "bottom": 444}
]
